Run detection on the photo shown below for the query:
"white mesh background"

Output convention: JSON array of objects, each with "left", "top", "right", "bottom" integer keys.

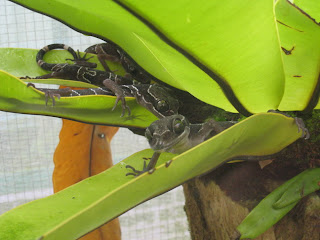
[{"left": 0, "top": 1, "right": 190, "bottom": 239}]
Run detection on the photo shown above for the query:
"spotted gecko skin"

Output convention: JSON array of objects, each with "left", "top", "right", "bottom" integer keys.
[
  {"left": 36, "top": 43, "right": 79, "bottom": 71},
  {"left": 85, "top": 43, "right": 151, "bottom": 84},
  {"left": 35, "top": 84, "right": 180, "bottom": 119},
  {"left": 126, "top": 114, "right": 236, "bottom": 176},
  {"left": 34, "top": 43, "right": 132, "bottom": 87}
]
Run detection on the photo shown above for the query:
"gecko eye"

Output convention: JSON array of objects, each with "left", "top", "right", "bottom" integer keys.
[
  {"left": 172, "top": 119, "right": 185, "bottom": 135},
  {"left": 129, "top": 65, "right": 135, "bottom": 71},
  {"left": 124, "top": 59, "right": 135, "bottom": 72},
  {"left": 156, "top": 100, "right": 169, "bottom": 113},
  {"left": 145, "top": 128, "right": 153, "bottom": 143}
]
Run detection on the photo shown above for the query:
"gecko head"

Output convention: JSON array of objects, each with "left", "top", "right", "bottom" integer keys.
[
  {"left": 147, "top": 84, "right": 180, "bottom": 117},
  {"left": 122, "top": 57, "right": 137, "bottom": 74},
  {"left": 145, "top": 114, "right": 190, "bottom": 153}
]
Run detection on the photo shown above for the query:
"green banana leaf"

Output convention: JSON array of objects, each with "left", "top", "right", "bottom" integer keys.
[
  {"left": 0, "top": 70, "right": 158, "bottom": 128},
  {"left": 237, "top": 168, "right": 320, "bottom": 239},
  {"left": 0, "top": 112, "right": 305, "bottom": 240},
  {"left": 0, "top": 48, "right": 159, "bottom": 128},
  {"left": 0, "top": 1, "right": 318, "bottom": 238},
  {"left": 276, "top": 0, "right": 320, "bottom": 111},
  {"left": 0, "top": 47, "right": 120, "bottom": 88},
  {"left": 293, "top": 0, "right": 320, "bottom": 23},
  {"left": 5, "top": 0, "right": 320, "bottom": 117}
]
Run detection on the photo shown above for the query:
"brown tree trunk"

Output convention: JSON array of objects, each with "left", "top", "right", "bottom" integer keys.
[{"left": 183, "top": 132, "right": 320, "bottom": 240}]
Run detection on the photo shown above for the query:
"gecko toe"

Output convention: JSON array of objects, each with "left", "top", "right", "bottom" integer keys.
[
  {"left": 125, "top": 165, "right": 136, "bottom": 171},
  {"left": 44, "top": 91, "right": 62, "bottom": 106},
  {"left": 20, "top": 76, "right": 32, "bottom": 79},
  {"left": 126, "top": 105, "right": 131, "bottom": 116},
  {"left": 294, "top": 117, "right": 310, "bottom": 139},
  {"left": 113, "top": 95, "right": 130, "bottom": 117},
  {"left": 126, "top": 172, "right": 138, "bottom": 177},
  {"left": 26, "top": 83, "right": 36, "bottom": 88},
  {"left": 125, "top": 161, "right": 150, "bottom": 177}
]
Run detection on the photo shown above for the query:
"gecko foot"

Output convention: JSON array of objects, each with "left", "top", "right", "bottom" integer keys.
[
  {"left": 43, "top": 88, "right": 72, "bottom": 106},
  {"left": 44, "top": 91, "right": 61, "bottom": 106},
  {"left": 103, "top": 79, "right": 131, "bottom": 117},
  {"left": 268, "top": 110, "right": 310, "bottom": 139},
  {"left": 125, "top": 160, "right": 153, "bottom": 177},
  {"left": 66, "top": 50, "right": 97, "bottom": 68},
  {"left": 294, "top": 117, "right": 310, "bottom": 139},
  {"left": 27, "top": 83, "right": 71, "bottom": 106},
  {"left": 26, "top": 82, "right": 36, "bottom": 88},
  {"left": 112, "top": 93, "right": 131, "bottom": 117},
  {"left": 126, "top": 152, "right": 160, "bottom": 177},
  {"left": 125, "top": 165, "right": 145, "bottom": 177},
  {"left": 20, "top": 76, "right": 32, "bottom": 79}
]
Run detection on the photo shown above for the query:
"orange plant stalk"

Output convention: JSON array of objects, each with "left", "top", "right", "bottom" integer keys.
[{"left": 53, "top": 119, "right": 120, "bottom": 240}]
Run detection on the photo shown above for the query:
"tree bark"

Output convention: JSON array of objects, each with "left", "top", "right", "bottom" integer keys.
[{"left": 183, "top": 126, "right": 320, "bottom": 240}]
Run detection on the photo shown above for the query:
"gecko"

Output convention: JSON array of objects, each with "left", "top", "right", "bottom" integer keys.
[
  {"left": 126, "top": 114, "right": 236, "bottom": 176},
  {"left": 28, "top": 43, "right": 133, "bottom": 86},
  {"left": 84, "top": 42, "right": 123, "bottom": 72},
  {"left": 23, "top": 43, "right": 139, "bottom": 116},
  {"left": 27, "top": 44, "right": 224, "bottom": 120},
  {"left": 27, "top": 83, "right": 180, "bottom": 118},
  {"left": 85, "top": 43, "right": 151, "bottom": 84},
  {"left": 125, "top": 114, "right": 310, "bottom": 177}
]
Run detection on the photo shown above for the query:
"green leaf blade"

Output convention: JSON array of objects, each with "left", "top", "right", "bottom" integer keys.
[
  {"left": 276, "top": 0, "right": 320, "bottom": 111},
  {"left": 273, "top": 168, "right": 320, "bottom": 209},
  {"left": 122, "top": 0, "right": 285, "bottom": 113},
  {"left": 10, "top": 0, "right": 287, "bottom": 114},
  {"left": 293, "top": 0, "right": 320, "bottom": 23},
  {"left": 0, "top": 48, "right": 122, "bottom": 78},
  {"left": 0, "top": 71, "right": 158, "bottom": 128},
  {"left": 237, "top": 168, "right": 320, "bottom": 239},
  {"left": 0, "top": 112, "right": 304, "bottom": 239}
]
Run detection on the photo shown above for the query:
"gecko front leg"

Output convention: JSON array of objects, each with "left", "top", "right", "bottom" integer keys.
[
  {"left": 126, "top": 115, "right": 191, "bottom": 177},
  {"left": 125, "top": 115, "right": 236, "bottom": 177},
  {"left": 126, "top": 152, "right": 161, "bottom": 176},
  {"left": 85, "top": 43, "right": 122, "bottom": 72},
  {"left": 103, "top": 79, "right": 131, "bottom": 117}
]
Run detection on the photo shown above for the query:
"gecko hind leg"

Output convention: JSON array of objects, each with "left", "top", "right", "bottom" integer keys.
[
  {"left": 43, "top": 88, "right": 72, "bottom": 106},
  {"left": 44, "top": 92, "right": 60, "bottom": 106},
  {"left": 27, "top": 83, "right": 71, "bottom": 106}
]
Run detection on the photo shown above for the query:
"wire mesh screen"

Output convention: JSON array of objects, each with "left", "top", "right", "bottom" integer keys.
[{"left": 0, "top": 1, "right": 191, "bottom": 239}]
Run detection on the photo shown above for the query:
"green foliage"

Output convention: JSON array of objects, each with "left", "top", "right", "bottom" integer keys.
[
  {"left": 0, "top": 70, "right": 157, "bottom": 128},
  {"left": 305, "top": 110, "right": 320, "bottom": 142},
  {"left": 6, "top": 0, "right": 320, "bottom": 114},
  {"left": 0, "top": 112, "right": 305, "bottom": 239},
  {"left": 293, "top": 0, "right": 320, "bottom": 23},
  {"left": 276, "top": 0, "right": 320, "bottom": 111},
  {"left": 0, "top": 0, "right": 319, "bottom": 238},
  {"left": 0, "top": 47, "right": 158, "bottom": 128},
  {"left": 237, "top": 168, "right": 320, "bottom": 239}
]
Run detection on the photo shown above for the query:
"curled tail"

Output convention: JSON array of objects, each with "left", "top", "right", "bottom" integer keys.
[{"left": 36, "top": 44, "right": 78, "bottom": 71}]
